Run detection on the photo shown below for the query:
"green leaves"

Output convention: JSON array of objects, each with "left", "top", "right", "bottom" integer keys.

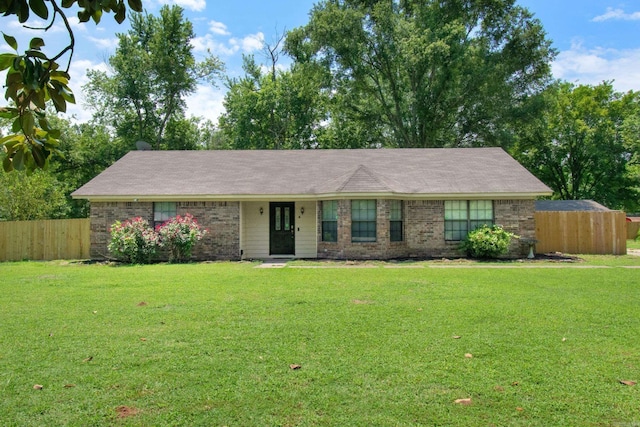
[
  {"left": 28, "top": 0, "right": 48, "bottom": 19},
  {"left": 287, "top": 0, "right": 555, "bottom": 148},
  {"left": 3, "top": 33, "right": 18, "bottom": 50},
  {"left": 460, "top": 225, "right": 516, "bottom": 259},
  {"left": 1, "top": 0, "right": 141, "bottom": 172}
]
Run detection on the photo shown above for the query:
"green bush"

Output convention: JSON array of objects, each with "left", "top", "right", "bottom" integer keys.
[
  {"left": 108, "top": 217, "right": 160, "bottom": 264},
  {"left": 460, "top": 224, "right": 517, "bottom": 259},
  {"left": 156, "top": 213, "right": 207, "bottom": 263}
]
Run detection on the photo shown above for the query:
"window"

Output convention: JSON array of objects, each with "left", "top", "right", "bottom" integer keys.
[
  {"left": 154, "top": 202, "right": 176, "bottom": 227},
  {"left": 390, "top": 200, "right": 403, "bottom": 242},
  {"left": 444, "top": 200, "right": 493, "bottom": 241},
  {"left": 322, "top": 201, "right": 338, "bottom": 242},
  {"left": 352, "top": 200, "right": 376, "bottom": 242}
]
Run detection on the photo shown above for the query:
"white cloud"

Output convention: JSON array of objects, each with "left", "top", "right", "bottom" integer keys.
[
  {"left": 191, "top": 34, "right": 239, "bottom": 56},
  {"left": 592, "top": 7, "right": 640, "bottom": 22},
  {"left": 87, "top": 36, "right": 118, "bottom": 50},
  {"left": 192, "top": 32, "right": 265, "bottom": 56},
  {"left": 209, "top": 20, "right": 230, "bottom": 36},
  {"left": 66, "top": 59, "right": 110, "bottom": 123},
  {"left": 258, "top": 62, "right": 288, "bottom": 75},
  {"left": 553, "top": 41, "right": 640, "bottom": 92},
  {"left": 158, "top": 0, "right": 206, "bottom": 12},
  {"left": 185, "top": 84, "right": 227, "bottom": 123},
  {"left": 229, "top": 32, "right": 265, "bottom": 53}
]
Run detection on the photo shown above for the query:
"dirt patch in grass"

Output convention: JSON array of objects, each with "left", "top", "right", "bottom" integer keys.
[{"left": 115, "top": 406, "right": 139, "bottom": 418}]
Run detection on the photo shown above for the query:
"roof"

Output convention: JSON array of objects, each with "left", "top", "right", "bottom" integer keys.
[
  {"left": 72, "top": 148, "right": 552, "bottom": 201},
  {"left": 535, "top": 200, "right": 612, "bottom": 212}
]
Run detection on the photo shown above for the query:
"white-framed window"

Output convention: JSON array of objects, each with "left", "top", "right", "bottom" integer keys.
[
  {"left": 390, "top": 200, "right": 403, "bottom": 242},
  {"left": 444, "top": 200, "right": 493, "bottom": 241},
  {"left": 153, "top": 202, "right": 176, "bottom": 227},
  {"left": 322, "top": 201, "right": 338, "bottom": 242},
  {"left": 351, "top": 200, "right": 376, "bottom": 242}
]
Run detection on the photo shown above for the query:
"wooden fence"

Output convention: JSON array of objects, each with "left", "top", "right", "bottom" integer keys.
[
  {"left": 628, "top": 221, "right": 640, "bottom": 240},
  {"left": 535, "top": 211, "right": 627, "bottom": 255},
  {"left": 0, "top": 213, "right": 633, "bottom": 261},
  {"left": 0, "top": 219, "right": 90, "bottom": 261}
]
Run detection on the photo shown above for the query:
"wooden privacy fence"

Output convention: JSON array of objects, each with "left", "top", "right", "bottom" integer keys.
[
  {"left": 0, "top": 219, "right": 90, "bottom": 261},
  {"left": 535, "top": 211, "right": 627, "bottom": 255},
  {"left": 628, "top": 221, "right": 640, "bottom": 240}
]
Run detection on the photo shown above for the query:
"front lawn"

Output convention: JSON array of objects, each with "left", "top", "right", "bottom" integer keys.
[{"left": 0, "top": 261, "right": 638, "bottom": 426}]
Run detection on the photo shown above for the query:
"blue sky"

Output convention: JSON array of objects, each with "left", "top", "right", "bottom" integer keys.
[{"left": 2, "top": 0, "right": 639, "bottom": 123}]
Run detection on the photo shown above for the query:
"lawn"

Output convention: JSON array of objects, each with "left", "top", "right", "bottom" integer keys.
[
  {"left": 0, "top": 260, "right": 638, "bottom": 426},
  {"left": 627, "top": 238, "right": 640, "bottom": 250}
]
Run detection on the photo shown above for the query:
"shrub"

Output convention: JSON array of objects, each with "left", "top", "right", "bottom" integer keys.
[
  {"left": 460, "top": 224, "right": 517, "bottom": 259},
  {"left": 108, "top": 217, "right": 160, "bottom": 264},
  {"left": 156, "top": 213, "right": 207, "bottom": 263}
]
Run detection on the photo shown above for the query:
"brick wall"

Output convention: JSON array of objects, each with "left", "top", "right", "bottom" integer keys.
[
  {"left": 317, "top": 199, "right": 535, "bottom": 259},
  {"left": 89, "top": 201, "right": 240, "bottom": 261},
  {"left": 91, "top": 198, "right": 535, "bottom": 261}
]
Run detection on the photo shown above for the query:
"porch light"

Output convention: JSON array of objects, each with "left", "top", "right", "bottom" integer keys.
[
  {"left": 259, "top": 207, "right": 264, "bottom": 215},
  {"left": 300, "top": 207, "right": 305, "bottom": 215}
]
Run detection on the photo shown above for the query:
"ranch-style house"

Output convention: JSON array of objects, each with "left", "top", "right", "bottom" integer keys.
[{"left": 71, "top": 148, "right": 552, "bottom": 260}]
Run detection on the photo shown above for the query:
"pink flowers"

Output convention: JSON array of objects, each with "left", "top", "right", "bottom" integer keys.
[
  {"left": 108, "top": 217, "right": 159, "bottom": 263},
  {"left": 156, "top": 213, "right": 207, "bottom": 262},
  {"left": 109, "top": 213, "right": 206, "bottom": 263}
]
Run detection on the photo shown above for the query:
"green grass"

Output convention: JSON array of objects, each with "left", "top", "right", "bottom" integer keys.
[
  {"left": 1, "top": 261, "right": 639, "bottom": 426},
  {"left": 627, "top": 238, "right": 640, "bottom": 250}
]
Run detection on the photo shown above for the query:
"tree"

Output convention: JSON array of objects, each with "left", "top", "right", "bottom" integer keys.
[
  {"left": 517, "top": 82, "right": 640, "bottom": 211},
  {"left": 0, "top": 167, "right": 69, "bottom": 220},
  {"left": 219, "top": 55, "right": 329, "bottom": 149},
  {"left": 84, "top": 5, "right": 223, "bottom": 151},
  {"left": 50, "top": 117, "right": 129, "bottom": 217},
  {"left": 285, "top": 0, "right": 555, "bottom": 148},
  {"left": 0, "top": 0, "right": 142, "bottom": 172}
]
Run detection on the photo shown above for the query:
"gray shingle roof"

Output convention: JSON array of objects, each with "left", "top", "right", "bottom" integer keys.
[
  {"left": 535, "top": 200, "right": 612, "bottom": 212},
  {"left": 72, "top": 148, "right": 552, "bottom": 200}
]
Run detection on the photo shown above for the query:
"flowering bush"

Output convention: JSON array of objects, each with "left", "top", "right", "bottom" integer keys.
[
  {"left": 460, "top": 224, "right": 517, "bottom": 259},
  {"left": 156, "top": 213, "right": 207, "bottom": 262},
  {"left": 108, "top": 217, "right": 160, "bottom": 264}
]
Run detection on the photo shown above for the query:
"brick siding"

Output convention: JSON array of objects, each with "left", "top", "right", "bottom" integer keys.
[
  {"left": 90, "top": 201, "right": 240, "bottom": 261},
  {"left": 91, "top": 198, "right": 535, "bottom": 261},
  {"left": 317, "top": 199, "right": 535, "bottom": 260}
]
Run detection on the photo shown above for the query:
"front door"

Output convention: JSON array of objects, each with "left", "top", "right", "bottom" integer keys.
[{"left": 270, "top": 202, "right": 295, "bottom": 255}]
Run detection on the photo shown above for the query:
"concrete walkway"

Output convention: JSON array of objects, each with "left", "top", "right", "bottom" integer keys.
[{"left": 255, "top": 259, "right": 289, "bottom": 268}]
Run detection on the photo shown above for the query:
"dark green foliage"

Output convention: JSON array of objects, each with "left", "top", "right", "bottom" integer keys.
[
  {"left": 516, "top": 82, "right": 640, "bottom": 211},
  {"left": 285, "top": 0, "right": 555, "bottom": 148},
  {"left": 219, "top": 55, "right": 331, "bottom": 149},
  {"left": 84, "top": 5, "right": 224, "bottom": 151},
  {"left": 0, "top": 167, "right": 69, "bottom": 220},
  {"left": 0, "top": 0, "right": 141, "bottom": 172},
  {"left": 460, "top": 224, "right": 516, "bottom": 259}
]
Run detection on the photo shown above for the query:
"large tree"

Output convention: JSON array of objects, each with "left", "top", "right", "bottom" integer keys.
[
  {"left": 285, "top": 0, "right": 555, "bottom": 148},
  {"left": 219, "top": 55, "right": 330, "bottom": 149},
  {"left": 517, "top": 82, "right": 640, "bottom": 211},
  {"left": 0, "top": 0, "right": 142, "bottom": 172},
  {"left": 0, "top": 168, "right": 69, "bottom": 220},
  {"left": 84, "top": 5, "right": 223, "bottom": 150}
]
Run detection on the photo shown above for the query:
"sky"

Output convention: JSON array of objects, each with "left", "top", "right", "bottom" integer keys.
[{"left": 2, "top": 0, "right": 640, "bottom": 124}]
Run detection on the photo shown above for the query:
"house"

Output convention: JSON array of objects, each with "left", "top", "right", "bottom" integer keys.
[{"left": 71, "top": 148, "right": 552, "bottom": 260}]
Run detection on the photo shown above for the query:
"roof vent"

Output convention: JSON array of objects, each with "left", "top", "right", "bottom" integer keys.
[{"left": 136, "top": 140, "right": 152, "bottom": 151}]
